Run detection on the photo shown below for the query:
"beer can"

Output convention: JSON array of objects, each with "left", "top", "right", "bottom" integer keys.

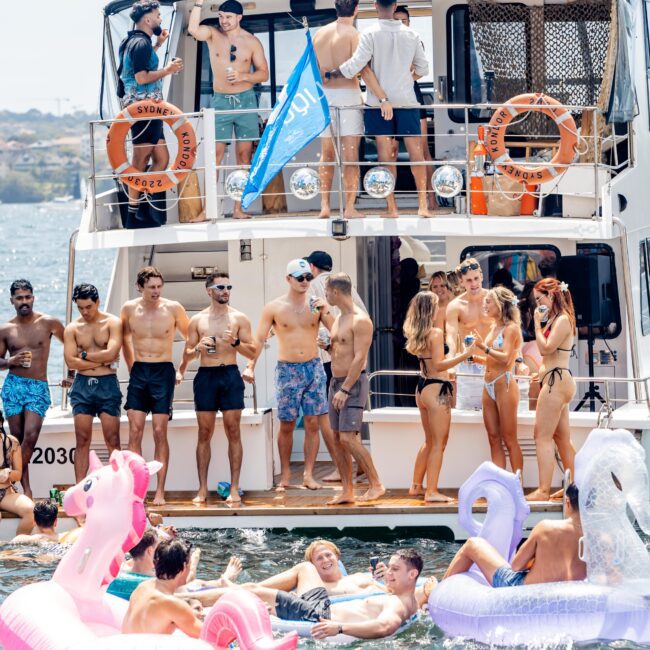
[
  {"left": 207, "top": 336, "right": 217, "bottom": 354},
  {"left": 464, "top": 335, "right": 474, "bottom": 347},
  {"left": 49, "top": 488, "right": 60, "bottom": 504},
  {"left": 22, "top": 351, "right": 32, "bottom": 368}
]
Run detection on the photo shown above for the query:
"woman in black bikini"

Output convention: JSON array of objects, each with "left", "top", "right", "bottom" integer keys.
[
  {"left": 0, "top": 410, "right": 35, "bottom": 534},
  {"left": 527, "top": 278, "right": 577, "bottom": 501},
  {"left": 403, "top": 292, "right": 475, "bottom": 502}
]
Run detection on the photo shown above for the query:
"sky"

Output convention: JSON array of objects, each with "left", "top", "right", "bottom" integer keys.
[{"left": 0, "top": 1, "right": 106, "bottom": 114}]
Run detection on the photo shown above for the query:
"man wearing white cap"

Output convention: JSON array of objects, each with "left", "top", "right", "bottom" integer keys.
[{"left": 244, "top": 259, "right": 334, "bottom": 490}]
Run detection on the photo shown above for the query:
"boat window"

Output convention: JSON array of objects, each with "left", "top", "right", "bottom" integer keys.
[{"left": 641, "top": 239, "right": 650, "bottom": 336}]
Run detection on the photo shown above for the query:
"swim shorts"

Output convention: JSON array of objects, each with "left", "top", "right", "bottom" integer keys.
[
  {"left": 1, "top": 373, "right": 51, "bottom": 418},
  {"left": 455, "top": 360, "right": 485, "bottom": 411},
  {"left": 492, "top": 565, "right": 528, "bottom": 588},
  {"left": 69, "top": 374, "right": 122, "bottom": 418},
  {"left": 363, "top": 106, "right": 421, "bottom": 137},
  {"left": 124, "top": 361, "right": 175, "bottom": 417},
  {"left": 275, "top": 358, "right": 328, "bottom": 422},
  {"left": 328, "top": 371, "right": 368, "bottom": 432},
  {"left": 275, "top": 587, "right": 331, "bottom": 622},
  {"left": 212, "top": 89, "right": 259, "bottom": 143},
  {"left": 193, "top": 365, "right": 245, "bottom": 412},
  {"left": 320, "top": 87, "right": 364, "bottom": 138},
  {"left": 130, "top": 118, "right": 164, "bottom": 145}
]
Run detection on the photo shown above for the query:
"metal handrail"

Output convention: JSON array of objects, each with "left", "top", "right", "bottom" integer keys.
[{"left": 366, "top": 369, "right": 650, "bottom": 414}]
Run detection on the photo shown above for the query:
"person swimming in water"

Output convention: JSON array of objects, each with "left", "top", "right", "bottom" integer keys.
[{"left": 11, "top": 501, "right": 58, "bottom": 544}]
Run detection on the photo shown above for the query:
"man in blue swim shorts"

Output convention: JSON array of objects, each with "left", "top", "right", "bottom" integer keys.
[
  {"left": 188, "top": 0, "right": 269, "bottom": 219},
  {"left": 441, "top": 484, "right": 586, "bottom": 588},
  {"left": 0, "top": 279, "right": 64, "bottom": 498},
  {"left": 244, "top": 259, "right": 334, "bottom": 491}
]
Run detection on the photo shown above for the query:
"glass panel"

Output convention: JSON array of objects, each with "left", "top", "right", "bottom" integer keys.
[{"left": 641, "top": 240, "right": 650, "bottom": 336}]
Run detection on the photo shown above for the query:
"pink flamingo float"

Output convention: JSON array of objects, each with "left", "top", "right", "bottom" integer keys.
[{"left": 0, "top": 449, "right": 297, "bottom": 650}]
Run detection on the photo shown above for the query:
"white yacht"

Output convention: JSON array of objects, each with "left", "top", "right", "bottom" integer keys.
[{"left": 2, "top": 0, "right": 648, "bottom": 540}]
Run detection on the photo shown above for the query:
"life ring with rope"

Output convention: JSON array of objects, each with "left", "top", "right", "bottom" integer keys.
[
  {"left": 106, "top": 100, "right": 197, "bottom": 192},
  {"left": 485, "top": 93, "right": 578, "bottom": 184}
]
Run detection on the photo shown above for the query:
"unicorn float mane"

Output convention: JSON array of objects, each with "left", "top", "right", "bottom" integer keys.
[{"left": 53, "top": 450, "right": 161, "bottom": 602}]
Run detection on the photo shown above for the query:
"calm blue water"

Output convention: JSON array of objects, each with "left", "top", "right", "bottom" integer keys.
[{"left": 0, "top": 202, "right": 114, "bottom": 398}]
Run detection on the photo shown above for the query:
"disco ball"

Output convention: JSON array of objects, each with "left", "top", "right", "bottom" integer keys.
[
  {"left": 225, "top": 170, "right": 249, "bottom": 201},
  {"left": 432, "top": 165, "right": 463, "bottom": 198},
  {"left": 363, "top": 166, "right": 395, "bottom": 199},
  {"left": 289, "top": 167, "right": 320, "bottom": 200}
]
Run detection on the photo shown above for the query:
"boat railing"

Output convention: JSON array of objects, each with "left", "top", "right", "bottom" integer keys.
[
  {"left": 366, "top": 369, "right": 650, "bottom": 416},
  {"left": 85, "top": 100, "right": 630, "bottom": 232}
]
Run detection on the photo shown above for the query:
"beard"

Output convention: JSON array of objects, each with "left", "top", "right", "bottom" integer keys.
[
  {"left": 217, "top": 297, "right": 229, "bottom": 305},
  {"left": 152, "top": 25, "right": 163, "bottom": 36}
]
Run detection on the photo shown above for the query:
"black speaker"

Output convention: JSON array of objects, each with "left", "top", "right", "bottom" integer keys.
[
  {"left": 558, "top": 255, "right": 613, "bottom": 328},
  {"left": 290, "top": 0, "right": 316, "bottom": 12}
]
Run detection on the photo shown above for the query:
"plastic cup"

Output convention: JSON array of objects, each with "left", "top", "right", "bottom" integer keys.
[{"left": 22, "top": 351, "right": 32, "bottom": 368}]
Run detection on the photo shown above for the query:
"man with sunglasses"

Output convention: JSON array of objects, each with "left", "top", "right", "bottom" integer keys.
[
  {"left": 243, "top": 259, "right": 334, "bottom": 491},
  {"left": 179, "top": 271, "right": 255, "bottom": 506},
  {"left": 189, "top": 0, "right": 269, "bottom": 219},
  {"left": 446, "top": 258, "right": 493, "bottom": 410}
]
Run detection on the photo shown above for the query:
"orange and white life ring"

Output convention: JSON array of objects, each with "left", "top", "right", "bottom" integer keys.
[
  {"left": 485, "top": 93, "right": 578, "bottom": 184},
  {"left": 106, "top": 100, "right": 197, "bottom": 192}
]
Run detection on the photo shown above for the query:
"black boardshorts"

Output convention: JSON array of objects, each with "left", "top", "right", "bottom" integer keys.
[
  {"left": 125, "top": 361, "right": 175, "bottom": 417},
  {"left": 275, "top": 587, "right": 331, "bottom": 622},
  {"left": 193, "top": 365, "right": 245, "bottom": 412}
]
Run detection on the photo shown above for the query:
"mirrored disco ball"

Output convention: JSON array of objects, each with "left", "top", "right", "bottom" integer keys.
[
  {"left": 225, "top": 170, "right": 249, "bottom": 201},
  {"left": 432, "top": 165, "right": 463, "bottom": 198},
  {"left": 363, "top": 166, "right": 395, "bottom": 199},
  {"left": 289, "top": 167, "right": 320, "bottom": 200}
]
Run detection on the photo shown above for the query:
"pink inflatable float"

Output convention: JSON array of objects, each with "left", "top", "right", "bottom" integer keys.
[{"left": 0, "top": 450, "right": 297, "bottom": 650}]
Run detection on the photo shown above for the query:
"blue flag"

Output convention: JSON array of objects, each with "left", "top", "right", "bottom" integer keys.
[{"left": 241, "top": 31, "right": 330, "bottom": 210}]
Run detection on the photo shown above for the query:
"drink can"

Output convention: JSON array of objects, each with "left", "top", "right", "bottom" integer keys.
[
  {"left": 318, "top": 330, "right": 330, "bottom": 347},
  {"left": 538, "top": 304, "right": 549, "bottom": 323},
  {"left": 67, "top": 369, "right": 76, "bottom": 384},
  {"left": 309, "top": 296, "right": 319, "bottom": 314},
  {"left": 110, "top": 359, "right": 120, "bottom": 370},
  {"left": 49, "top": 488, "right": 60, "bottom": 504},
  {"left": 22, "top": 351, "right": 32, "bottom": 368},
  {"left": 207, "top": 336, "right": 217, "bottom": 354},
  {"left": 464, "top": 335, "right": 474, "bottom": 347}
]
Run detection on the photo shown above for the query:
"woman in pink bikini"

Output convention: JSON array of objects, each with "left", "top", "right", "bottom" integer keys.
[
  {"left": 527, "top": 278, "right": 577, "bottom": 501},
  {"left": 471, "top": 287, "right": 523, "bottom": 475}
]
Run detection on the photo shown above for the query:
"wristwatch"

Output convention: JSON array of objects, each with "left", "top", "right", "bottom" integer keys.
[
  {"left": 231, "top": 338, "right": 241, "bottom": 348},
  {"left": 379, "top": 97, "right": 389, "bottom": 104},
  {"left": 325, "top": 70, "right": 333, "bottom": 80},
  {"left": 485, "top": 347, "right": 491, "bottom": 356},
  {"left": 81, "top": 351, "right": 88, "bottom": 360}
]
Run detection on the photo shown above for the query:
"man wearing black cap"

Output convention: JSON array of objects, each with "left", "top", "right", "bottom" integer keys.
[
  {"left": 305, "top": 251, "right": 367, "bottom": 483},
  {"left": 189, "top": 0, "right": 269, "bottom": 219}
]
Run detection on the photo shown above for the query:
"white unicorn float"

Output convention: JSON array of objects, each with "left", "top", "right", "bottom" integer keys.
[
  {"left": 428, "top": 427, "right": 650, "bottom": 644},
  {"left": 0, "top": 450, "right": 297, "bottom": 650}
]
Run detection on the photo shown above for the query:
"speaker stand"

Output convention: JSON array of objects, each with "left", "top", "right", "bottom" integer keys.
[{"left": 575, "top": 325, "right": 606, "bottom": 412}]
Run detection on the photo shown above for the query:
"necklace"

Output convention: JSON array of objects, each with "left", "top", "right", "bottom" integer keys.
[{"left": 291, "top": 301, "right": 308, "bottom": 315}]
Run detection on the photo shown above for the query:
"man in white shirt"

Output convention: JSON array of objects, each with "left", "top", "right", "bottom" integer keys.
[
  {"left": 305, "top": 251, "right": 367, "bottom": 483},
  {"left": 325, "top": 0, "right": 432, "bottom": 218}
]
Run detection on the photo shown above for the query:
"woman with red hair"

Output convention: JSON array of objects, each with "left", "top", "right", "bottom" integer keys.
[{"left": 527, "top": 278, "right": 577, "bottom": 501}]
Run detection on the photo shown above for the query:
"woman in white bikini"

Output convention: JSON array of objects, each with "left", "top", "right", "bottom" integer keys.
[
  {"left": 0, "top": 411, "right": 35, "bottom": 534},
  {"left": 471, "top": 287, "right": 523, "bottom": 475},
  {"left": 527, "top": 278, "right": 577, "bottom": 501},
  {"left": 403, "top": 292, "right": 475, "bottom": 502}
]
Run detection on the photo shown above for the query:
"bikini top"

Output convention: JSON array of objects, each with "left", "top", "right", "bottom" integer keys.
[
  {"left": 492, "top": 327, "right": 505, "bottom": 350},
  {"left": 418, "top": 356, "right": 431, "bottom": 375},
  {"left": 543, "top": 321, "right": 575, "bottom": 354}
]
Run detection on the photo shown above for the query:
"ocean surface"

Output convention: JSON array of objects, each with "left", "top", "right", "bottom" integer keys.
[{"left": 0, "top": 202, "right": 114, "bottom": 400}]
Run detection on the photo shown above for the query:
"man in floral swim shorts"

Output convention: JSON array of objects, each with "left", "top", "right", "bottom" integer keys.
[{"left": 244, "top": 259, "right": 334, "bottom": 491}]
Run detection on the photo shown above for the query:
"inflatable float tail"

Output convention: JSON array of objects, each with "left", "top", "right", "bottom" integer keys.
[{"left": 201, "top": 591, "right": 298, "bottom": 650}]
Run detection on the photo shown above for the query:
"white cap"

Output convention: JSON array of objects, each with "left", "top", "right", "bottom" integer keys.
[{"left": 286, "top": 258, "right": 311, "bottom": 278}]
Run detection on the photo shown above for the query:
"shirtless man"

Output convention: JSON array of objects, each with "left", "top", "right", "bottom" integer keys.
[
  {"left": 11, "top": 501, "right": 59, "bottom": 544},
  {"left": 121, "top": 267, "right": 190, "bottom": 505},
  {"left": 324, "top": 273, "right": 384, "bottom": 504},
  {"left": 188, "top": 0, "right": 269, "bottom": 219},
  {"left": 64, "top": 284, "right": 123, "bottom": 482},
  {"left": 243, "top": 259, "right": 334, "bottom": 490},
  {"left": 443, "top": 483, "right": 585, "bottom": 587},
  {"left": 122, "top": 539, "right": 203, "bottom": 637},
  {"left": 314, "top": 0, "right": 392, "bottom": 219},
  {"left": 0, "top": 279, "right": 64, "bottom": 498},
  {"left": 178, "top": 271, "right": 256, "bottom": 505},
  {"left": 248, "top": 548, "right": 421, "bottom": 640},
  {"left": 446, "top": 259, "right": 493, "bottom": 410}
]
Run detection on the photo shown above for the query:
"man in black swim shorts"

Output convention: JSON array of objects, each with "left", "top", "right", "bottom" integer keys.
[{"left": 179, "top": 271, "right": 256, "bottom": 505}]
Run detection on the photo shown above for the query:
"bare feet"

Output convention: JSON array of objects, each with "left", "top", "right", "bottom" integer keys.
[
  {"left": 418, "top": 207, "right": 436, "bottom": 218},
  {"left": 319, "top": 206, "right": 331, "bottom": 218},
  {"left": 424, "top": 492, "right": 453, "bottom": 503},
  {"left": 525, "top": 489, "right": 551, "bottom": 502},
  {"left": 358, "top": 485, "right": 386, "bottom": 502},
  {"left": 222, "top": 556, "right": 242, "bottom": 582},
  {"left": 409, "top": 483, "right": 425, "bottom": 496},
  {"left": 226, "top": 492, "right": 242, "bottom": 506},
  {"left": 327, "top": 492, "right": 356, "bottom": 505},
  {"left": 550, "top": 489, "right": 564, "bottom": 500},
  {"left": 323, "top": 469, "right": 341, "bottom": 482},
  {"left": 343, "top": 208, "right": 365, "bottom": 219},
  {"left": 233, "top": 206, "right": 252, "bottom": 219},
  {"left": 192, "top": 495, "right": 207, "bottom": 506},
  {"left": 275, "top": 484, "right": 288, "bottom": 493},
  {"left": 382, "top": 210, "right": 399, "bottom": 219},
  {"left": 303, "top": 476, "right": 322, "bottom": 490},
  {"left": 152, "top": 492, "right": 166, "bottom": 506}
]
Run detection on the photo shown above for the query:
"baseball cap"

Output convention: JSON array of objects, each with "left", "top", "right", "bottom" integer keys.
[
  {"left": 304, "top": 251, "right": 333, "bottom": 271},
  {"left": 286, "top": 258, "right": 311, "bottom": 278}
]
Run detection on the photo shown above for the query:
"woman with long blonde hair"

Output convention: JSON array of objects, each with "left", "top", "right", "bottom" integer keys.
[
  {"left": 527, "top": 278, "right": 577, "bottom": 501},
  {"left": 403, "top": 292, "right": 474, "bottom": 502},
  {"left": 471, "top": 287, "right": 524, "bottom": 474}
]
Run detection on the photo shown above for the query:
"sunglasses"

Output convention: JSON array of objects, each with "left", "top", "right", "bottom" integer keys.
[
  {"left": 292, "top": 274, "right": 314, "bottom": 283},
  {"left": 209, "top": 284, "right": 232, "bottom": 290},
  {"left": 230, "top": 44, "right": 237, "bottom": 62},
  {"left": 459, "top": 262, "right": 480, "bottom": 275}
]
